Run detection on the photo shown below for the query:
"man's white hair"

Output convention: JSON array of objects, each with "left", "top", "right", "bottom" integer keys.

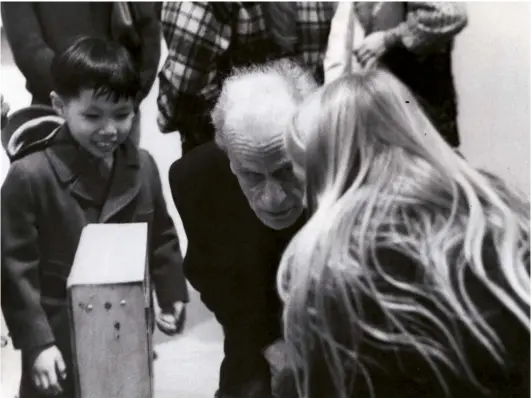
[{"left": 211, "top": 59, "right": 318, "bottom": 152}]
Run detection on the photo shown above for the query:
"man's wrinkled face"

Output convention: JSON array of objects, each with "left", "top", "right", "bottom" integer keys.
[{"left": 227, "top": 144, "right": 304, "bottom": 230}]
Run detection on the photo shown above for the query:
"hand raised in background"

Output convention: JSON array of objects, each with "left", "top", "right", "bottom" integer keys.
[{"left": 354, "top": 31, "right": 388, "bottom": 69}]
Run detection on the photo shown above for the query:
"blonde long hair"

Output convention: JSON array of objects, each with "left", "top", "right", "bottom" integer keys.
[{"left": 278, "top": 69, "right": 530, "bottom": 398}]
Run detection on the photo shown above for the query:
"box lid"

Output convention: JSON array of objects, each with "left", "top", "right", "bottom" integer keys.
[{"left": 67, "top": 223, "right": 148, "bottom": 287}]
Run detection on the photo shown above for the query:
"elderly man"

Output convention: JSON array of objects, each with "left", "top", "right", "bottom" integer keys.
[{"left": 168, "top": 60, "right": 317, "bottom": 398}]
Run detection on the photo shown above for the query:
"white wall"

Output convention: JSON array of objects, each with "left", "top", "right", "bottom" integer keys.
[{"left": 454, "top": 2, "right": 530, "bottom": 196}]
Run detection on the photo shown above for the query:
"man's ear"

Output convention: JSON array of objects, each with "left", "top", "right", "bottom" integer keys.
[{"left": 50, "top": 91, "right": 66, "bottom": 117}]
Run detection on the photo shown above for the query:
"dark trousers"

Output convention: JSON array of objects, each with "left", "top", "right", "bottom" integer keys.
[{"left": 217, "top": 327, "right": 273, "bottom": 398}]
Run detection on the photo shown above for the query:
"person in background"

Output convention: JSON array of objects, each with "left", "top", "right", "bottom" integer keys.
[
  {"left": 157, "top": 2, "right": 334, "bottom": 155},
  {"left": 1, "top": 37, "right": 188, "bottom": 398},
  {"left": 168, "top": 60, "right": 318, "bottom": 398},
  {"left": 1, "top": 2, "right": 161, "bottom": 145},
  {"left": 324, "top": 2, "right": 467, "bottom": 148},
  {"left": 276, "top": 68, "right": 530, "bottom": 397}
]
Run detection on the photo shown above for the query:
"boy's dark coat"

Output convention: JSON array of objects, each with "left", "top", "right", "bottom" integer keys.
[{"left": 2, "top": 125, "right": 188, "bottom": 396}]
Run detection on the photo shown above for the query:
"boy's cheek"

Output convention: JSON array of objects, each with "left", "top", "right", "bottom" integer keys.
[{"left": 122, "top": 117, "right": 136, "bottom": 136}]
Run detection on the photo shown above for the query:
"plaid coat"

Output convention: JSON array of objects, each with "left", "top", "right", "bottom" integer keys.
[{"left": 157, "top": 2, "right": 334, "bottom": 151}]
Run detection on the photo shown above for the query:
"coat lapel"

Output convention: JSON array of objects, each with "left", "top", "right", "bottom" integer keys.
[
  {"left": 45, "top": 126, "right": 109, "bottom": 205},
  {"left": 99, "top": 140, "right": 141, "bottom": 223},
  {"left": 46, "top": 127, "right": 142, "bottom": 220}
]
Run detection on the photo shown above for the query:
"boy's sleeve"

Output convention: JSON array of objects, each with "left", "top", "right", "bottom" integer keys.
[
  {"left": 1, "top": 2, "right": 56, "bottom": 102},
  {"left": 1, "top": 165, "right": 55, "bottom": 351},
  {"left": 146, "top": 154, "right": 189, "bottom": 309}
]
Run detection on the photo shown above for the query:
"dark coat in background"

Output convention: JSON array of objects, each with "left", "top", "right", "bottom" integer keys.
[
  {"left": 1, "top": 2, "right": 160, "bottom": 105},
  {"left": 358, "top": 2, "right": 464, "bottom": 147},
  {"left": 169, "top": 142, "right": 305, "bottom": 396},
  {"left": 2, "top": 120, "right": 188, "bottom": 398}
]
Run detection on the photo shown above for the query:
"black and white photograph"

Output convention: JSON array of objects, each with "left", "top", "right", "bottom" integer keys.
[{"left": 0, "top": 2, "right": 529, "bottom": 397}]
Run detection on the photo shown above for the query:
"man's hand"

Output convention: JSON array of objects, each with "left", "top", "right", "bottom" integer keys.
[
  {"left": 354, "top": 31, "right": 388, "bottom": 69},
  {"left": 31, "top": 345, "right": 66, "bottom": 396},
  {"left": 156, "top": 301, "right": 186, "bottom": 336},
  {"left": 263, "top": 339, "right": 291, "bottom": 378}
]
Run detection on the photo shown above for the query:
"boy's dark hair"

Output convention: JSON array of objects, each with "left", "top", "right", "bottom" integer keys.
[{"left": 51, "top": 36, "right": 141, "bottom": 102}]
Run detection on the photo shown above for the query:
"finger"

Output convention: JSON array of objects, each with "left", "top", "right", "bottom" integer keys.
[
  {"left": 359, "top": 50, "right": 374, "bottom": 65},
  {"left": 157, "top": 314, "right": 176, "bottom": 326},
  {"left": 157, "top": 319, "right": 176, "bottom": 330},
  {"left": 365, "top": 57, "right": 377, "bottom": 69},
  {"left": 355, "top": 47, "right": 372, "bottom": 61},
  {"left": 158, "top": 326, "right": 178, "bottom": 336},
  {"left": 47, "top": 369, "right": 61, "bottom": 395},
  {"left": 156, "top": 315, "right": 174, "bottom": 326},
  {"left": 357, "top": 53, "right": 370, "bottom": 67},
  {"left": 356, "top": 44, "right": 370, "bottom": 57},
  {"left": 33, "top": 372, "right": 43, "bottom": 390},
  {"left": 363, "top": 53, "right": 377, "bottom": 68},
  {"left": 56, "top": 355, "right": 67, "bottom": 380},
  {"left": 40, "top": 372, "right": 50, "bottom": 393},
  {"left": 158, "top": 312, "right": 175, "bottom": 322},
  {"left": 156, "top": 319, "right": 177, "bottom": 333},
  {"left": 355, "top": 49, "right": 369, "bottom": 62}
]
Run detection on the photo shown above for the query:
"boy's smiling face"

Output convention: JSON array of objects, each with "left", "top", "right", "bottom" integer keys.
[{"left": 51, "top": 89, "right": 135, "bottom": 159}]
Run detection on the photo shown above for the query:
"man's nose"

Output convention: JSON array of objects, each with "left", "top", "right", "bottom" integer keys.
[{"left": 260, "top": 180, "right": 288, "bottom": 209}]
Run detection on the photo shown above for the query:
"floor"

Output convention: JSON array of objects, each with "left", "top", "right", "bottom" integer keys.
[{"left": 1, "top": 36, "right": 224, "bottom": 398}]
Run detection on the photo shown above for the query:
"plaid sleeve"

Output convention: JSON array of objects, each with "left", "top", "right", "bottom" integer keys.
[
  {"left": 399, "top": 2, "right": 468, "bottom": 52},
  {"left": 157, "top": 2, "right": 232, "bottom": 134}
]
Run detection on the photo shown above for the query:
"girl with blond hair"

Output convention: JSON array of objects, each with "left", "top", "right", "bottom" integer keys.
[{"left": 277, "top": 69, "right": 530, "bottom": 397}]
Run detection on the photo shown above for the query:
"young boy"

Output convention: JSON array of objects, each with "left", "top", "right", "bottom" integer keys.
[{"left": 1, "top": 37, "right": 188, "bottom": 398}]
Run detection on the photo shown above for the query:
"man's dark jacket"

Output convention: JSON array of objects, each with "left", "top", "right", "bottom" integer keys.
[{"left": 169, "top": 142, "right": 304, "bottom": 350}]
